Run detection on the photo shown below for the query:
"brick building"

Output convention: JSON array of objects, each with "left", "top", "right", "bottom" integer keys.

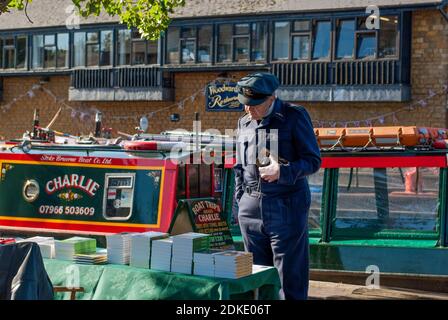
[{"left": 0, "top": 0, "right": 447, "bottom": 139}]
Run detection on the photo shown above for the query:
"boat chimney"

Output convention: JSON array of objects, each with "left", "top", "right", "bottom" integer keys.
[
  {"left": 33, "top": 109, "right": 40, "bottom": 137},
  {"left": 95, "top": 112, "right": 102, "bottom": 138}
]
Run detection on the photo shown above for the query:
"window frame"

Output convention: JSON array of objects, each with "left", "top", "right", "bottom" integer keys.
[
  {"left": 0, "top": 35, "right": 28, "bottom": 70},
  {"left": 291, "top": 19, "right": 312, "bottom": 61}
]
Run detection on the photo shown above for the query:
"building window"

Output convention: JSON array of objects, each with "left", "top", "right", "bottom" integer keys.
[
  {"left": 198, "top": 25, "right": 212, "bottom": 63},
  {"left": 312, "top": 20, "right": 331, "bottom": 60},
  {"left": 117, "top": 29, "right": 131, "bottom": 65},
  {"left": 273, "top": 22, "right": 289, "bottom": 60},
  {"left": 100, "top": 30, "right": 113, "bottom": 66},
  {"left": 336, "top": 19, "right": 355, "bottom": 59},
  {"left": 234, "top": 23, "right": 250, "bottom": 62},
  {"left": 166, "top": 27, "right": 179, "bottom": 64},
  {"left": 73, "top": 29, "right": 114, "bottom": 67},
  {"left": 74, "top": 32, "right": 86, "bottom": 67},
  {"left": 180, "top": 27, "right": 196, "bottom": 64},
  {"left": 118, "top": 29, "right": 158, "bottom": 66},
  {"left": 252, "top": 22, "right": 266, "bottom": 61},
  {"left": 57, "top": 33, "right": 69, "bottom": 68},
  {"left": 379, "top": 15, "right": 398, "bottom": 58},
  {"left": 355, "top": 17, "right": 376, "bottom": 59},
  {"left": 86, "top": 32, "right": 99, "bottom": 67},
  {"left": 218, "top": 24, "right": 232, "bottom": 63},
  {"left": 16, "top": 36, "right": 27, "bottom": 69},
  {"left": 292, "top": 20, "right": 311, "bottom": 60},
  {"left": 217, "top": 22, "right": 266, "bottom": 64},
  {"left": 0, "top": 35, "right": 27, "bottom": 69},
  {"left": 44, "top": 34, "right": 56, "bottom": 68}
]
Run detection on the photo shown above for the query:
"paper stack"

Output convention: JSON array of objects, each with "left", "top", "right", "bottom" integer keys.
[
  {"left": 106, "top": 233, "right": 137, "bottom": 265},
  {"left": 22, "top": 236, "right": 55, "bottom": 259},
  {"left": 130, "top": 232, "right": 169, "bottom": 268},
  {"left": 54, "top": 237, "right": 97, "bottom": 261},
  {"left": 171, "top": 233, "right": 210, "bottom": 274},
  {"left": 193, "top": 249, "right": 222, "bottom": 277},
  {"left": 74, "top": 248, "right": 108, "bottom": 265},
  {"left": 150, "top": 237, "right": 174, "bottom": 272},
  {"left": 213, "top": 250, "right": 253, "bottom": 279}
]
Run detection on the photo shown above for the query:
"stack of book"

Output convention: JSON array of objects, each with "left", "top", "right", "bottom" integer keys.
[
  {"left": 0, "top": 238, "right": 16, "bottom": 245},
  {"left": 74, "top": 248, "right": 108, "bottom": 265},
  {"left": 129, "top": 232, "right": 169, "bottom": 269},
  {"left": 171, "top": 233, "right": 210, "bottom": 274},
  {"left": 213, "top": 250, "right": 253, "bottom": 279},
  {"left": 21, "top": 236, "right": 55, "bottom": 259},
  {"left": 193, "top": 249, "right": 222, "bottom": 277},
  {"left": 106, "top": 233, "right": 137, "bottom": 265},
  {"left": 150, "top": 237, "right": 174, "bottom": 272},
  {"left": 54, "top": 237, "right": 97, "bottom": 261}
]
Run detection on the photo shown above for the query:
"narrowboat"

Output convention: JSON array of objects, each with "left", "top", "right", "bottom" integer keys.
[{"left": 2, "top": 120, "right": 448, "bottom": 290}]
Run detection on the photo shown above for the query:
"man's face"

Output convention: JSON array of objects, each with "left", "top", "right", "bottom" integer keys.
[{"left": 245, "top": 96, "right": 274, "bottom": 121}]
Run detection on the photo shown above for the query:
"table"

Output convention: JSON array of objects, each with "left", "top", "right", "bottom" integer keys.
[{"left": 43, "top": 259, "right": 281, "bottom": 300}]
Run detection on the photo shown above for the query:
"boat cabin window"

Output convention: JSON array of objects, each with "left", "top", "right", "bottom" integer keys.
[
  {"left": 308, "top": 168, "right": 325, "bottom": 235},
  {"left": 333, "top": 167, "right": 440, "bottom": 239},
  {"left": 186, "top": 164, "right": 213, "bottom": 199}
]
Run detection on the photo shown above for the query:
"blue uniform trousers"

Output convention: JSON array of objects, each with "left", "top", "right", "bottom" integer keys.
[{"left": 238, "top": 189, "right": 310, "bottom": 300}]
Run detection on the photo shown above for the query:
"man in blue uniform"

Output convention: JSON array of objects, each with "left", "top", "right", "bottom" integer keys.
[{"left": 234, "top": 72, "right": 321, "bottom": 300}]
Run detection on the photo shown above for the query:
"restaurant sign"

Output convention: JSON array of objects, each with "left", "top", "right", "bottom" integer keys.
[{"left": 205, "top": 82, "right": 244, "bottom": 112}]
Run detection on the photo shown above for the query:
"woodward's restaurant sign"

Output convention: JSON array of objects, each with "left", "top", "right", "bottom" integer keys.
[{"left": 206, "top": 82, "right": 244, "bottom": 112}]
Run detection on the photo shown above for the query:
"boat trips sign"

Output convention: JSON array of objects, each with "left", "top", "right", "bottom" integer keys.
[
  {"left": 206, "top": 82, "right": 244, "bottom": 112},
  {"left": 169, "top": 198, "right": 234, "bottom": 249}
]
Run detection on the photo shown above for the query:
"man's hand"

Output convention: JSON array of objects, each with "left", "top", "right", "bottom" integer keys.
[{"left": 259, "top": 154, "right": 280, "bottom": 183}]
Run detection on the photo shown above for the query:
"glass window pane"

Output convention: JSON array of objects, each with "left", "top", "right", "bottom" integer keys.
[
  {"left": 218, "top": 24, "right": 232, "bottom": 63},
  {"left": 117, "top": 29, "right": 131, "bottom": 65},
  {"left": 147, "top": 40, "right": 158, "bottom": 64},
  {"left": 235, "top": 23, "right": 249, "bottom": 35},
  {"left": 44, "top": 34, "right": 55, "bottom": 46},
  {"left": 86, "top": 44, "right": 99, "bottom": 66},
  {"left": 16, "top": 36, "right": 27, "bottom": 69},
  {"left": 292, "top": 35, "right": 309, "bottom": 60},
  {"left": 334, "top": 168, "right": 439, "bottom": 237},
  {"left": 251, "top": 22, "right": 266, "bottom": 61},
  {"left": 309, "top": 169, "right": 325, "bottom": 232},
  {"left": 32, "top": 35, "right": 44, "bottom": 69},
  {"left": 379, "top": 15, "right": 398, "bottom": 58},
  {"left": 357, "top": 33, "right": 376, "bottom": 59},
  {"left": 234, "top": 37, "right": 249, "bottom": 62},
  {"left": 4, "top": 37, "right": 15, "bottom": 69},
  {"left": 74, "top": 32, "right": 86, "bottom": 67},
  {"left": 166, "top": 27, "right": 179, "bottom": 64},
  {"left": 181, "top": 27, "right": 195, "bottom": 38},
  {"left": 312, "top": 21, "right": 331, "bottom": 59},
  {"left": 44, "top": 45, "right": 56, "bottom": 68},
  {"left": 336, "top": 20, "right": 355, "bottom": 59},
  {"left": 57, "top": 33, "right": 69, "bottom": 68},
  {"left": 273, "top": 21, "right": 290, "bottom": 60},
  {"left": 132, "top": 41, "right": 146, "bottom": 65},
  {"left": 198, "top": 25, "right": 212, "bottom": 63},
  {"left": 87, "top": 32, "right": 98, "bottom": 44},
  {"left": 100, "top": 30, "right": 113, "bottom": 66},
  {"left": 181, "top": 39, "right": 195, "bottom": 63},
  {"left": 294, "top": 20, "right": 310, "bottom": 31}
]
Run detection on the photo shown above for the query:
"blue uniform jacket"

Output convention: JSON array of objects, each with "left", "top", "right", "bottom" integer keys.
[{"left": 234, "top": 99, "right": 321, "bottom": 199}]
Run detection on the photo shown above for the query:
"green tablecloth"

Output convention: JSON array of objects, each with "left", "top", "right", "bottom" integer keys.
[{"left": 43, "top": 259, "right": 281, "bottom": 300}]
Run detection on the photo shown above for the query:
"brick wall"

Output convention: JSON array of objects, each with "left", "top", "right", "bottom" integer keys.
[{"left": 0, "top": 9, "right": 447, "bottom": 140}]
